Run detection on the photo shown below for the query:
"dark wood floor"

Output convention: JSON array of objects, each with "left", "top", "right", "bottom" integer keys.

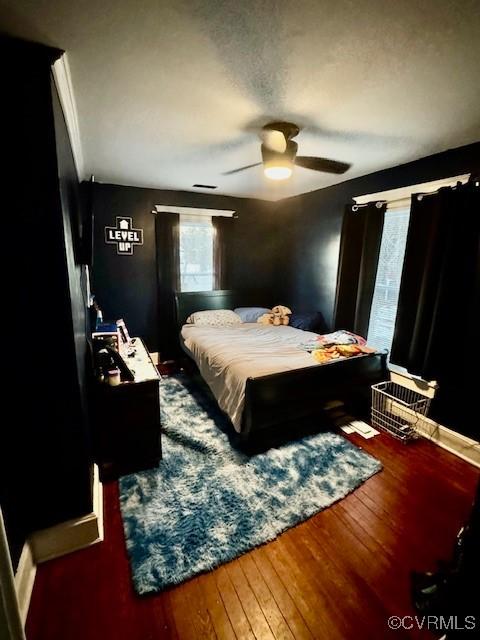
[{"left": 27, "top": 432, "right": 479, "bottom": 640}]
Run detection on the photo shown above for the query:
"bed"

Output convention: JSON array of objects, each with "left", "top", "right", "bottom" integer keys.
[{"left": 175, "top": 290, "right": 388, "bottom": 443}]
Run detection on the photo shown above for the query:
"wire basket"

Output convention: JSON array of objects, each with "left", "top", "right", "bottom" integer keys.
[{"left": 371, "top": 381, "right": 433, "bottom": 443}]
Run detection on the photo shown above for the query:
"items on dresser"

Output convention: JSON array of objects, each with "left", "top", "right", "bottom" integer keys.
[
  {"left": 92, "top": 330, "right": 119, "bottom": 352},
  {"left": 107, "top": 368, "right": 121, "bottom": 386},
  {"left": 92, "top": 336, "right": 161, "bottom": 482},
  {"left": 92, "top": 299, "right": 104, "bottom": 331},
  {"left": 94, "top": 345, "right": 135, "bottom": 382},
  {"left": 116, "top": 318, "right": 132, "bottom": 346},
  {"left": 92, "top": 315, "right": 131, "bottom": 355}
]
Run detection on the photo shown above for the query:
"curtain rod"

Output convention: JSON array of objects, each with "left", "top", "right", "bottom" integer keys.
[
  {"left": 353, "top": 173, "right": 471, "bottom": 208},
  {"left": 352, "top": 178, "right": 477, "bottom": 211},
  {"left": 351, "top": 201, "right": 386, "bottom": 212},
  {"left": 152, "top": 205, "right": 236, "bottom": 217},
  {"left": 415, "top": 179, "right": 476, "bottom": 201}
]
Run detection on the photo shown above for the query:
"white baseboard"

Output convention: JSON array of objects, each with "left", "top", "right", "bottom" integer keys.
[
  {"left": 12, "top": 467, "right": 103, "bottom": 627},
  {"left": 389, "top": 370, "right": 480, "bottom": 468},
  {"left": 149, "top": 351, "right": 160, "bottom": 365},
  {"left": 14, "top": 542, "right": 36, "bottom": 627},
  {"left": 415, "top": 419, "right": 480, "bottom": 469},
  {"left": 30, "top": 465, "right": 104, "bottom": 564}
]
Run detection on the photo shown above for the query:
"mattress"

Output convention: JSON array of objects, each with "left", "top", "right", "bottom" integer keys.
[{"left": 180, "top": 323, "right": 323, "bottom": 432}]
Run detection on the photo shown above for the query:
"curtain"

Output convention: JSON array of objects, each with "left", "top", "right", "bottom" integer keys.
[
  {"left": 390, "top": 181, "right": 480, "bottom": 437},
  {"left": 212, "top": 215, "right": 232, "bottom": 290},
  {"left": 333, "top": 201, "right": 386, "bottom": 336},
  {"left": 155, "top": 212, "right": 180, "bottom": 358}
]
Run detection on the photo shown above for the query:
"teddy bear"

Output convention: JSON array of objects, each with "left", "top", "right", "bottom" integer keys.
[{"left": 257, "top": 305, "right": 292, "bottom": 326}]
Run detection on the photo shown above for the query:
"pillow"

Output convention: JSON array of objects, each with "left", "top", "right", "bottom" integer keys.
[
  {"left": 185, "top": 309, "right": 242, "bottom": 326},
  {"left": 234, "top": 307, "right": 271, "bottom": 323},
  {"left": 289, "top": 311, "right": 327, "bottom": 334}
]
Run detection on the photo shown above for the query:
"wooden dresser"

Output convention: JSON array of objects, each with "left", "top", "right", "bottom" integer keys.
[{"left": 93, "top": 338, "right": 161, "bottom": 482}]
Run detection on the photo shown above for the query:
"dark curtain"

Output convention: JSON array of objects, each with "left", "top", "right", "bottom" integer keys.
[
  {"left": 212, "top": 215, "right": 232, "bottom": 290},
  {"left": 333, "top": 201, "right": 386, "bottom": 336},
  {"left": 155, "top": 213, "right": 180, "bottom": 359},
  {"left": 391, "top": 181, "right": 480, "bottom": 437}
]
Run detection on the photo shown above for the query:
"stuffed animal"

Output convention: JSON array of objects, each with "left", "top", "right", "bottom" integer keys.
[{"left": 257, "top": 305, "right": 292, "bottom": 326}]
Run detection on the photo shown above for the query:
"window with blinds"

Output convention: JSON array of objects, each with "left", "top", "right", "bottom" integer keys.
[
  {"left": 367, "top": 207, "right": 410, "bottom": 355},
  {"left": 179, "top": 214, "right": 214, "bottom": 292}
]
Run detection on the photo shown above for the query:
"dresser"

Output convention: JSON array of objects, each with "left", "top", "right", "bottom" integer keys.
[{"left": 93, "top": 338, "right": 162, "bottom": 481}]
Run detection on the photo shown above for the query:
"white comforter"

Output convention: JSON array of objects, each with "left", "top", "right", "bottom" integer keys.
[{"left": 181, "top": 323, "right": 322, "bottom": 432}]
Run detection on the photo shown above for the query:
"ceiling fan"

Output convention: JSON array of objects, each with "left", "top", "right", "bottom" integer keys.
[{"left": 223, "top": 121, "right": 351, "bottom": 180}]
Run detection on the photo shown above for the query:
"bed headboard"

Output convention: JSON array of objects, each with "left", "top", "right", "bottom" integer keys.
[
  {"left": 175, "top": 290, "right": 239, "bottom": 328},
  {"left": 175, "top": 289, "right": 280, "bottom": 328}
]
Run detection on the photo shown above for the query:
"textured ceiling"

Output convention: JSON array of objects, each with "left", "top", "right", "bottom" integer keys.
[{"left": 2, "top": 0, "right": 480, "bottom": 200}]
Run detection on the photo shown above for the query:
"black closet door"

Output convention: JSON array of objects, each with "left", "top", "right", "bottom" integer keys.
[{"left": 2, "top": 36, "right": 93, "bottom": 568}]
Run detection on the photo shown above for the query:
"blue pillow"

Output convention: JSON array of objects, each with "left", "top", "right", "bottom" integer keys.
[
  {"left": 289, "top": 311, "right": 327, "bottom": 334},
  {"left": 234, "top": 307, "right": 271, "bottom": 323}
]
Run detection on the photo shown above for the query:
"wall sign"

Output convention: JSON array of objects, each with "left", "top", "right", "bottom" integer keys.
[{"left": 105, "top": 217, "right": 144, "bottom": 255}]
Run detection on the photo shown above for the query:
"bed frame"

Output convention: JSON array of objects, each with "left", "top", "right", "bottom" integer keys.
[{"left": 175, "top": 290, "right": 388, "bottom": 444}]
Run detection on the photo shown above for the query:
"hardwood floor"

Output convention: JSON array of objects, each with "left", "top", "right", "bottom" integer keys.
[{"left": 26, "top": 433, "right": 479, "bottom": 640}]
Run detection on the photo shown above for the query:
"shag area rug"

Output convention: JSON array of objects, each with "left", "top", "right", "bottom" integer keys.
[{"left": 119, "top": 376, "right": 382, "bottom": 595}]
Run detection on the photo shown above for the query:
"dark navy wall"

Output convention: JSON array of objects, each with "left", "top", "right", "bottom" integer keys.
[
  {"left": 91, "top": 143, "right": 479, "bottom": 353},
  {"left": 91, "top": 184, "right": 282, "bottom": 353},
  {"left": 279, "top": 142, "right": 480, "bottom": 329}
]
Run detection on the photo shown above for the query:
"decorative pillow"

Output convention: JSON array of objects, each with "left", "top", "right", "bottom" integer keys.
[
  {"left": 234, "top": 307, "right": 271, "bottom": 323},
  {"left": 185, "top": 309, "right": 242, "bottom": 326},
  {"left": 289, "top": 311, "right": 327, "bottom": 334}
]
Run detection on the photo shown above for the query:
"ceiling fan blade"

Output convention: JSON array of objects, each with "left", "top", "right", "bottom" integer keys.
[
  {"left": 222, "top": 162, "right": 262, "bottom": 176},
  {"left": 295, "top": 156, "right": 351, "bottom": 174},
  {"left": 261, "top": 129, "right": 287, "bottom": 153}
]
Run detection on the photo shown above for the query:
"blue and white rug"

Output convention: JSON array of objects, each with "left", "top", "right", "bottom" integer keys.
[{"left": 119, "top": 376, "right": 382, "bottom": 595}]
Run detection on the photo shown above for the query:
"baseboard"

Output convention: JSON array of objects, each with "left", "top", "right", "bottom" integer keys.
[
  {"left": 12, "top": 468, "right": 103, "bottom": 626},
  {"left": 415, "top": 420, "right": 480, "bottom": 469},
  {"left": 389, "top": 370, "right": 480, "bottom": 468},
  {"left": 149, "top": 351, "right": 160, "bottom": 365},
  {"left": 29, "top": 465, "right": 104, "bottom": 564},
  {"left": 14, "top": 541, "right": 36, "bottom": 627}
]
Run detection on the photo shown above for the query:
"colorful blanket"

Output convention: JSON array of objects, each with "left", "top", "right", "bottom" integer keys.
[{"left": 299, "top": 330, "right": 376, "bottom": 363}]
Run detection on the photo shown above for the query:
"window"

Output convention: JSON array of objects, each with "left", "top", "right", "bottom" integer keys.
[
  {"left": 367, "top": 207, "right": 410, "bottom": 355},
  {"left": 179, "top": 214, "right": 214, "bottom": 292},
  {"left": 357, "top": 173, "right": 470, "bottom": 359}
]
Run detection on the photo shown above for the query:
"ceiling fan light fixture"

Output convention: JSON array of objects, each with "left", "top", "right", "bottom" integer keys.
[
  {"left": 264, "top": 165, "right": 292, "bottom": 180},
  {"left": 264, "top": 158, "right": 293, "bottom": 181},
  {"left": 224, "top": 121, "right": 351, "bottom": 178}
]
